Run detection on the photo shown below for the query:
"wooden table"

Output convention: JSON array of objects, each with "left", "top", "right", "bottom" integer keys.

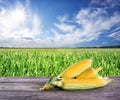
[{"left": 0, "top": 77, "right": 120, "bottom": 100}]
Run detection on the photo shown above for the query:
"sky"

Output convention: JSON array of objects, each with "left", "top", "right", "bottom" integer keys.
[{"left": 0, "top": 0, "right": 120, "bottom": 48}]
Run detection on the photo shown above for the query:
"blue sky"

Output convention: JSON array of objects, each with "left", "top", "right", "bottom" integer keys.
[{"left": 0, "top": 0, "right": 120, "bottom": 47}]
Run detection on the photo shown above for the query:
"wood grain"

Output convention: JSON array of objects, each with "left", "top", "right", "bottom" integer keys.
[{"left": 0, "top": 77, "right": 120, "bottom": 100}]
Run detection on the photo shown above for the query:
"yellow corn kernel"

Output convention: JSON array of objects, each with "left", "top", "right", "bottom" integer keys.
[
  {"left": 76, "top": 67, "right": 102, "bottom": 79},
  {"left": 58, "top": 59, "right": 92, "bottom": 78}
]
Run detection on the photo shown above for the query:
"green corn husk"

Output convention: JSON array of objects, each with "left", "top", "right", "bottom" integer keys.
[
  {"left": 40, "top": 77, "right": 62, "bottom": 90},
  {"left": 40, "top": 77, "right": 56, "bottom": 90}
]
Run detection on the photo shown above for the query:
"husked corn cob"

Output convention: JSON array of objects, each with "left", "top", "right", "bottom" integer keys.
[
  {"left": 76, "top": 67, "right": 102, "bottom": 79},
  {"left": 58, "top": 59, "right": 92, "bottom": 78},
  {"left": 52, "top": 78, "right": 112, "bottom": 90}
]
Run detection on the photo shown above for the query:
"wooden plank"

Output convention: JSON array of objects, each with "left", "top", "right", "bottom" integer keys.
[
  {"left": 0, "top": 77, "right": 49, "bottom": 83},
  {"left": 0, "top": 77, "right": 120, "bottom": 100},
  {"left": 0, "top": 83, "right": 42, "bottom": 91}
]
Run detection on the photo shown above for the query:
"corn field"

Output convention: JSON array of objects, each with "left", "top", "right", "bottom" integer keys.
[{"left": 0, "top": 48, "right": 120, "bottom": 76}]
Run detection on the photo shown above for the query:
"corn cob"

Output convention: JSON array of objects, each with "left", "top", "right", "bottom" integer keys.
[
  {"left": 52, "top": 78, "right": 112, "bottom": 90},
  {"left": 58, "top": 59, "right": 92, "bottom": 78},
  {"left": 76, "top": 67, "right": 103, "bottom": 79}
]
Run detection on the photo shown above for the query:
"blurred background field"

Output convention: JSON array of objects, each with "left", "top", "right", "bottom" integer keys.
[{"left": 0, "top": 48, "right": 120, "bottom": 76}]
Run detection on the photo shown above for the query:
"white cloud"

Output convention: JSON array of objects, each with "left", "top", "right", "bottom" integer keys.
[
  {"left": 57, "top": 15, "right": 68, "bottom": 23},
  {"left": 90, "top": 0, "right": 120, "bottom": 8},
  {"left": 50, "top": 29, "right": 59, "bottom": 35},
  {"left": 32, "top": 15, "right": 41, "bottom": 35},
  {"left": 55, "top": 23, "right": 75, "bottom": 33},
  {"left": 50, "top": 7, "right": 120, "bottom": 47},
  {"left": 55, "top": 14, "right": 75, "bottom": 33},
  {"left": 0, "top": 0, "right": 41, "bottom": 47},
  {"left": 111, "top": 26, "right": 120, "bottom": 33},
  {"left": 108, "top": 31, "right": 120, "bottom": 41}
]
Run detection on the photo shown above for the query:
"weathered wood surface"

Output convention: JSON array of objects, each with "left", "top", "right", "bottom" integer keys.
[{"left": 0, "top": 77, "right": 120, "bottom": 100}]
